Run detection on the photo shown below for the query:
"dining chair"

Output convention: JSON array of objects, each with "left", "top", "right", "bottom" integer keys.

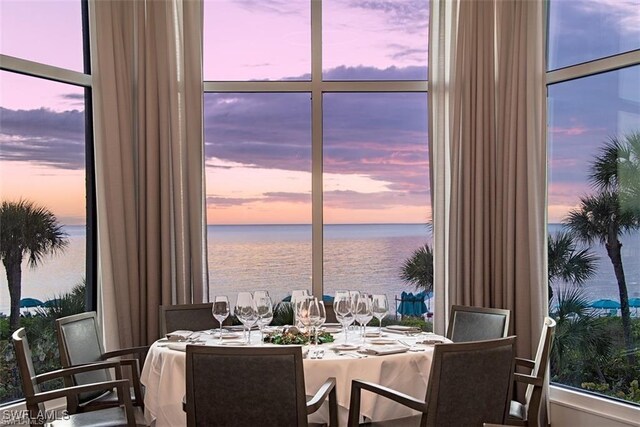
[
  {"left": 55, "top": 311, "right": 148, "bottom": 414},
  {"left": 446, "top": 305, "right": 511, "bottom": 342},
  {"left": 324, "top": 301, "right": 339, "bottom": 324},
  {"left": 185, "top": 345, "right": 338, "bottom": 427},
  {"left": 12, "top": 327, "right": 139, "bottom": 427},
  {"left": 159, "top": 302, "right": 232, "bottom": 336},
  {"left": 348, "top": 336, "right": 517, "bottom": 427},
  {"left": 506, "top": 317, "right": 556, "bottom": 426}
]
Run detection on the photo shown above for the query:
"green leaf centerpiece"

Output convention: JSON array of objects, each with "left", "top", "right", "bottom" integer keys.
[{"left": 263, "top": 326, "right": 335, "bottom": 345}]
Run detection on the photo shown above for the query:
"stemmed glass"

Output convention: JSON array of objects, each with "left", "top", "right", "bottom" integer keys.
[
  {"left": 254, "top": 291, "right": 273, "bottom": 345},
  {"left": 308, "top": 298, "right": 326, "bottom": 345},
  {"left": 371, "top": 294, "right": 389, "bottom": 337},
  {"left": 235, "top": 292, "right": 258, "bottom": 344},
  {"left": 291, "top": 289, "right": 310, "bottom": 328},
  {"left": 334, "top": 290, "right": 355, "bottom": 343},
  {"left": 296, "top": 296, "right": 313, "bottom": 333},
  {"left": 354, "top": 293, "right": 373, "bottom": 343},
  {"left": 212, "top": 296, "right": 230, "bottom": 344}
]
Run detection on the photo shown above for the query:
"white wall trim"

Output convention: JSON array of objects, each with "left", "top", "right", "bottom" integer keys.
[{"left": 550, "top": 385, "right": 640, "bottom": 426}]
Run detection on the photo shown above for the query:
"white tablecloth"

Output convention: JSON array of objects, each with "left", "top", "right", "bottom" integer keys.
[{"left": 140, "top": 329, "right": 446, "bottom": 426}]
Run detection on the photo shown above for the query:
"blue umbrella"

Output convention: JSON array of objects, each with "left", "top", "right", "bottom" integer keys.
[
  {"left": 589, "top": 299, "right": 621, "bottom": 309},
  {"left": 19, "top": 298, "right": 43, "bottom": 308},
  {"left": 43, "top": 299, "right": 61, "bottom": 308},
  {"left": 628, "top": 298, "right": 640, "bottom": 308}
]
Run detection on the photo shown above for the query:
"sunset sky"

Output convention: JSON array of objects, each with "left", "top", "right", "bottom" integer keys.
[{"left": 1, "top": 0, "right": 639, "bottom": 225}]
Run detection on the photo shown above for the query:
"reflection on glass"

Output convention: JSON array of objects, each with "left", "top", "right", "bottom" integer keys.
[
  {"left": 547, "top": 66, "right": 640, "bottom": 405},
  {"left": 548, "top": 0, "right": 640, "bottom": 70}
]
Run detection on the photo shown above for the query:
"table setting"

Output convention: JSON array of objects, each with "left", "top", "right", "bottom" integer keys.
[{"left": 140, "top": 290, "right": 451, "bottom": 426}]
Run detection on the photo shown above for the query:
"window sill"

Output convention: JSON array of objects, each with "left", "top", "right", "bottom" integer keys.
[{"left": 550, "top": 385, "right": 640, "bottom": 426}]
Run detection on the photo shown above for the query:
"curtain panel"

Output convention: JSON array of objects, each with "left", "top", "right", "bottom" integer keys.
[
  {"left": 429, "top": 0, "right": 547, "bottom": 363},
  {"left": 92, "top": 0, "right": 206, "bottom": 348}
]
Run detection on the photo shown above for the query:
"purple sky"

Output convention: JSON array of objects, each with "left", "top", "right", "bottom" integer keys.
[{"left": 1, "top": 0, "right": 639, "bottom": 225}]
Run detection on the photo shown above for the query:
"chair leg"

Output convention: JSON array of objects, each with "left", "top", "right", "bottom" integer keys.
[
  {"left": 329, "top": 386, "right": 338, "bottom": 427},
  {"left": 348, "top": 383, "right": 362, "bottom": 427}
]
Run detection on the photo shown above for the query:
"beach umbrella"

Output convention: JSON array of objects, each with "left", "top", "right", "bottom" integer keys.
[
  {"left": 589, "top": 299, "right": 621, "bottom": 309},
  {"left": 628, "top": 298, "right": 640, "bottom": 308},
  {"left": 43, "top": 299, "right": 61, "bottom": 308},
  {"left": 19, "top": 298, "right": 43, "bottom": 308}
]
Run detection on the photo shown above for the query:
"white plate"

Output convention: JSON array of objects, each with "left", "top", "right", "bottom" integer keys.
[
  {"left": 323, "top": 327, "right": 342, "bottom": 334},
  {"left": 368, "top": 338, "right": 397, "bottom": 345},
  {"left": 364, "top": 331, "right": 387, "bottom": 338},
  {"left": 330, "top": 343, "right": 359, "bottom": 351},
  {"left": 211, "top": 332, "right": 242, "bottom": 339}
]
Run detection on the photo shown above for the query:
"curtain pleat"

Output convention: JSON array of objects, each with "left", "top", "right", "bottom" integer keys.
[
  {"left": 93, "top": 0, "right": 206, "bottom": 348},
  {"left": 430, "top": 0, "right": 546, "bottom": 371}
]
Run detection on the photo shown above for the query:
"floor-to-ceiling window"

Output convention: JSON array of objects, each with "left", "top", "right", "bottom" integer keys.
[
  {"left": 203, "top": 0, "right": 431, "bottom": 315},
  {"left": 0, "top": 0, "right": 94, "bottom": 405},
  {"left": 547, "top": 0, "right": 640, "bottom": 406}
]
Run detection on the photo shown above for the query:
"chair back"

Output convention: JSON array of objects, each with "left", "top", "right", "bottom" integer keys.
[
  {"left": 523, "top": 317, "right": 556, "bottom": 425},
  {"left": 185, "top": 345, "right": 308, "bottom": 427},
  {"left": 324, "top": 301, "right": 339, "bottom": 324},
  {"left": 424, "top": 336, "right": 517, "bottom": 426},
  {"left": 160, "top": 303, "right": 231, "bottom": 336},
  {"left": 55, "top": 312, "right": 111, "bottom": 403},
  {"left": 12, "top": 328, "right": 46, "bottom": 417},
  {"left": 446, "top": 305, "right": 510, "bottom": 342}
]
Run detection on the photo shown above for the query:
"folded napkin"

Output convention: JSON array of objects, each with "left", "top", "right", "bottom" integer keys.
[
  {"left": 382, "top": 326, "right": 422, "bottom": 335},
  {"left": 358, "top": 345, "right": 409, "bottom": 356},
  {"left": 166, "top": 342, "right": 206, "bottom": 352},
  {"left": 166, "top": 330, "right": 194, "bottom": 341},
  {"left": 417, "top": 334, "right": 449, "bottom": 345}
]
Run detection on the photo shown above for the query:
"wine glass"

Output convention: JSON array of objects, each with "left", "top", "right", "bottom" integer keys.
[
  {"left": 291, "top": 289, "right": 310, "bottom": 327},
  {"left": 354, "top": 294, "right": 373, "bottom": 343},
  {"left": 254, "top": 292, "right": 273, "bottom": 345},
  {"left": 235, "top": 292, "right": 258, "bottom": 344},
  {"left": 334, "top": 290, "right": 355, "bottom": 343},
  {"left": 308, "top": 298, "right": 326, "bottom": 345},
  {"left": 212, "top": 296, "right": 230, "bottom": 344},
  {"left": 296, "top": 296, "right": 313, "bottom": 334},
  {"left": 371, "top": 294, "right": 389, "bottom": 337}
]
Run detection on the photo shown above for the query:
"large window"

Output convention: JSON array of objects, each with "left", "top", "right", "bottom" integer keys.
[
  {"left": 0, "top": 0, "right": 92, "bottom": 405},
  {"left": 204, "top": 0, "right": 431, "bottom": 316},
  {"left": 547, "top": 0, "right": 640, "bottom": 406}
]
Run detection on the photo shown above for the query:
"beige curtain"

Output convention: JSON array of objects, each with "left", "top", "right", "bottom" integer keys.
[
  {"left": 429, "top": 0, "right": 547, "bottom": 362},
  {"left": 92, "top": 0, "right": 206, "bottom": 348}
]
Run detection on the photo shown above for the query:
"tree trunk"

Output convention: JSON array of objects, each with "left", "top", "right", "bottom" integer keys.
[
  {"left": 605, "top": 240, "right": 634, "bottom": 365},
  {"left": 4, "top": 258, "right": 23, "bottom": 333}
]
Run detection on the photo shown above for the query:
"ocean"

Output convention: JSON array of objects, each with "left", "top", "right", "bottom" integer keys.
[{"left": 1, "top": 224, "right": 638, "bottom": 315}]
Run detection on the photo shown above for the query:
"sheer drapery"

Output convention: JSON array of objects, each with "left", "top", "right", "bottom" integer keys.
[
  {"left": 429, "top": 0, "right": 547, "bottom": 361},
  {"left": 92, "top": 0, "right": 206, "bottom": 349}
]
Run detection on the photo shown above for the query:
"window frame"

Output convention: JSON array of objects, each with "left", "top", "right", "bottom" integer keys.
[{"left": 203, "top": 0, "right": 429, "bottom": 299}]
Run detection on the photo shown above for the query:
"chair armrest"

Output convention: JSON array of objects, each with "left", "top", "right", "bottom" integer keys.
[
  {"left": 354, "top": 380, "right": 426, "bottom": 412},
  {"left": 307, "top": 378, "right": 338, "bottom": 427},
  {"left": 307, "top": 377, "right": 335, "bottom": 413},
  {"left": 28, "top": 379, "right": 131, "bottom": 406},
  {"left": 348, "top": 379, "right": 426, "bottom": 427},
  {"left": 515, "top": 357, "right": 535, "bottom": 369},
  {"left": 102, "top": 345, "right": 149, "bottom": 360},
  {"left": 34, "top": 361, "right": 123, "bottom": 384},
  {"left": 514, "top": 373, "right": 543, "bottom": 387}
]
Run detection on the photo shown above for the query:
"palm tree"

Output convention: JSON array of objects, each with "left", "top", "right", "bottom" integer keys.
[
  {"left": 0, "top": 200, "right": 68, "bottom": 331},
  {"left": 565, "top": 132, "right": 640, "bottom": 357},
  {"left": 547, "top": 231, "right": 598, "bottom": 301},
  {"left": 400, "top": 244, "right": 433, "bottom": 294}
]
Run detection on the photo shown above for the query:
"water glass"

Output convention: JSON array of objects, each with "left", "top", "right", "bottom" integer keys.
[
  {"left": 371, "top": 294, "right": 389, "bottom": 337},
  {"left": 212, "top": 295, "right": 230, "bottom": 344},
  {"left": 235, "top": 292, "right": 258, "bottom": 343},
  {"left": 354, "top": 294, "right": 373, "bottom": 343},
  {"left": 255, "top": 292, "right": 273, "bottom": 345},
  {"left": 308, "top": 298, "right": 326, "bottom": 345},
  {"left": 291, "top": 289, "right": 310, "bottom": 327},
  {"left": 334, "top": 290, "right": 355, "bottom": 343}
]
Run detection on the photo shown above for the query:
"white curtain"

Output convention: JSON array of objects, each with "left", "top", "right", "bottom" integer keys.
[
  {"left": 429, "top": 0, "right": 547, "bottom": 366},
  {"left": 92, "top": 0, "right": 206, "bottom": 348}
]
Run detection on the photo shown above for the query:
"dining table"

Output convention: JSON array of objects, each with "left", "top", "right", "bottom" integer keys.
[{"left": 140, "top": 325, "right": 451, "bottom": 426}]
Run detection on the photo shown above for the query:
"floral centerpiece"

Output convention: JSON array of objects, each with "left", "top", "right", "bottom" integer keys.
[{"left": 263, "top": 326, "right": 335, "bottom": 345}]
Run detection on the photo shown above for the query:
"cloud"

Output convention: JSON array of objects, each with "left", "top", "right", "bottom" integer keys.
[
  {"left": 324, "top": 189, "right": 429, "bottom": 210},
  {"left": 0, "top": 107, "right": 85, "bottom": 170},
  {"left": 206, "top": 196, "right": 262, "bottom": 207},
  {"left": 347, "top": 0, "right": 429, "bottom": 34}
]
